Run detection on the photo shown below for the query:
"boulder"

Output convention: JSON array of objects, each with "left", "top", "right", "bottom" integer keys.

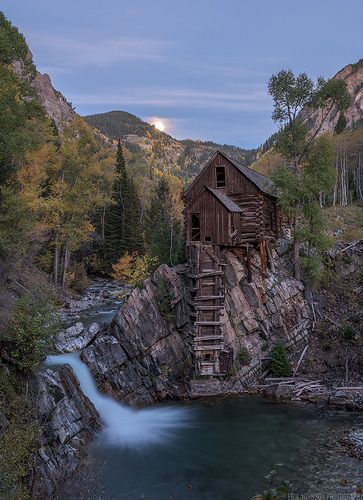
[{"left": 55, "top": 322, "right": 100, "bottom": 353}]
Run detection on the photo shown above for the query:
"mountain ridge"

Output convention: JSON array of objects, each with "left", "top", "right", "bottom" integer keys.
[{"left": 84, "top": 110, "right": 257, "bottom": 182}]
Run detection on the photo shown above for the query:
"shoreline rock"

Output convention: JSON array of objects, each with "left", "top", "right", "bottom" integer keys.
[{"left": 32, "top": 365, "right": 100, "bottom": 498}]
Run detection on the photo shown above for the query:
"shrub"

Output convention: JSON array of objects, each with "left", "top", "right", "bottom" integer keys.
[
  {"left": 237, "top": 347, "right": 252, "bottom": 366},
  {"left": 6, "top": 291, "right": 59, "bottom": 372},
  {"left": 112, "top": 252, "right": 158, "bottom": 288},
  {"left": 270, "top": 342, "right": 292, "bottom": 377},
  {"left": 343, "top": 323, "right": 356, "bottom": 341},
  {"left": 156, "top": 276, "right": 175, "bottom": 321}
]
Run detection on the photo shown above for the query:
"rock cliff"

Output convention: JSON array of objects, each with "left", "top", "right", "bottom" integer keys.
[
  {"left": 82, "top": 245, "right": 311, "bottom": 402},
  {"left": 32, "top": 365, "right": 100, "bottom": 498},
  {"left": 81, "top": 264, "right": 194, "bottom": 406}
]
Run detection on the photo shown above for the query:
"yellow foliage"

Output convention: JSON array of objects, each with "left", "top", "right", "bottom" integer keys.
[{"left": 112, "top": 252, "right": 158, "bottom": 287}]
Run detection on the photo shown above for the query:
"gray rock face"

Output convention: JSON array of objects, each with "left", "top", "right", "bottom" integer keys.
[
  {"left": 82, "top": 264, "right": 193, "bottom": 406},
  {"left": 82, "top": 252, "right": 311, "bottom": 403},
  {"left": 32, "top": 72, "right": 76, "bottom": 127},
  {"left": 55, "top": 322, "right": 100, "bottom": 353},
  {"left": 221, "top": 249, "right": 310, "bottom": 387},
  {"left": 32, "top": 365, "right": 100, "bottom": 498}
]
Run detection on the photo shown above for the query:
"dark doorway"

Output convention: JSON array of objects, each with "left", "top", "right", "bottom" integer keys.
[
  {"left": 191, "top": 213, "right": 200, "bottom": 241},
  {"left": 216, "top": 165, "right": 226, "bottom": 188}
]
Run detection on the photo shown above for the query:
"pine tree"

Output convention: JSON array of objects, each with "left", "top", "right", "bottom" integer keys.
[
  {"left": 103, "top": 140, "right": 143, "bottom": 267},
  {"left": 145, "top": 177, "right": 184, "bottom": 266}
]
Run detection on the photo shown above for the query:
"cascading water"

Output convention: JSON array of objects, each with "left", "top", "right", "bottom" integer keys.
[{"left": 46, "top": 353, "right": 193, "bottom": 448}]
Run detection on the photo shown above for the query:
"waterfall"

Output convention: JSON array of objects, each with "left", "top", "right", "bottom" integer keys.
[{"left": 46, "top": 353, "right": 192, "bottom": 448}]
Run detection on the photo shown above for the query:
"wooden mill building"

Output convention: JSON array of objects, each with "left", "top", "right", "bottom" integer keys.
[{"left": 183, "top": 150, "right": 279, "bottom": 376}]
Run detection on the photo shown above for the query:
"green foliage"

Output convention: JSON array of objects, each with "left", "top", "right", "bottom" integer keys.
[
  {"left": 5, "top": 291, "right": 59, "bottom": 372},
  {"left": 0, "top": 11, "right": 35, "bottom": 74},
  {"left": 312, "top": 78, "right": 352, "bottom": 115},
  {"left": 145, "top": 176, "right": 184, "bottom": 267},
  {"left": 253, "top": 464, "right": 291, "bottom": 500},
  {"left": 103, "top": 141, "right": 143, "bottom": 267},
  {"left": 237, "top": 346, "right": 252, "bottom": 366},
  {"left": 335, "top": 113, "right": 347, "bottom": 133},
  {"left": 156, "top": 277, "right": 175, "bottom": 321},
  {"left": 343, "top": 323, "right": 356, "bottom": 341},
  {"left": 0, "top": 185, "right": 31, "bottom": 259},
  {"left": 270, "top": 343, "right": 292, "bottom": 377},
  {"left": 0, "top": 369, "right": 41, "bottom": 499},
  {"left": 0, "top": 420, "right": 40, "bottom": 498}
]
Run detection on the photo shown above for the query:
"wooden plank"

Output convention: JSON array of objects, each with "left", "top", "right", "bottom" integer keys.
[
  {"left": 195, "top": 321, "right": 223, "bottom": 326},
  {"left": 196, "top": 305, "right": 224, "bottom": 311},
  {"left": 194, "top": 345, "right": 224, "bottom": 351},
  {"left": 194, "top": 335, "right": 223, "bottom": 341},
  {"left": 195, "top": 295, "right": 224, "bottom": 300}
]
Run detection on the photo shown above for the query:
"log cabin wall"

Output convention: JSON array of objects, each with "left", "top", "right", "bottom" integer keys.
[
  {"left": 184, "top": 151, "right": 261, "bottom": 205},
  {"left": 185, "top": 189, "right": 235, "bottom": 246}
]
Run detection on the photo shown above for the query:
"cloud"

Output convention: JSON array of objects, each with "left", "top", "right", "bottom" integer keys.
[
  {"left": 70, "top": 85, "right": 272, "bottom": 112},
  {"left": 28, "top": 33, "right": 172, "bottom": 68}
]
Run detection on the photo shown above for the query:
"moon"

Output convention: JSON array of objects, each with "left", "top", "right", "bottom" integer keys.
[{"left": 153, "top": 120, "right": 165, "bottom": 132}]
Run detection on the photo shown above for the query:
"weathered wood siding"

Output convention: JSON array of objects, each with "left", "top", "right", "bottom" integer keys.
[
  {"left": 186, "top": 189, "right": 234, "bottom": 246},
  {"left": 183, "top": 152, "right": 260, "bottom": 204},
  {"left": 184, "top": 151, "right": 278, "bottom": 246}
]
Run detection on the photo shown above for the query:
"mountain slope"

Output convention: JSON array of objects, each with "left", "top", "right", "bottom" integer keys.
[
  {"left": 85, "top": 111, "right": 257, "bottom": 182},
  {"left": 305, "top": 60, "right": 363, "bottom": 134}
]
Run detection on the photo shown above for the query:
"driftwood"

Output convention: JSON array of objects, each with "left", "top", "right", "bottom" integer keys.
[
  {"left": 293, "top": 344, "right": 309, "bottom": 376},
  {"left": 333, "top": 386, "right": 363, "bottom": 391},
  {"left": 338, "top": 240, "right": 360, "bottom": 254}
]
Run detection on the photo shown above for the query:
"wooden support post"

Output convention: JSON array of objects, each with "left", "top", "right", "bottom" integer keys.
[
  {"left": 246, "top": 244, "right": 252, "bottom": 283},
  {"left": 266, "top": 240, "right": 275, "bottom": 272},
  {"left": 260, "top": 240, "right": 267, "bottom": 273}
]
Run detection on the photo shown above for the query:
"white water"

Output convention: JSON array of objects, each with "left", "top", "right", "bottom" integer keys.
[{"left": 46, "top": 353, "right": 192, "bottom": 448}]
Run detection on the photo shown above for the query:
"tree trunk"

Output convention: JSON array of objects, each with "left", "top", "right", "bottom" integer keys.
[
  {"left": 54, "top": 233, "right": 60, "bottom": 284},
  {"left": 62, "top": 242, "right": 70, "bottom": 289}
]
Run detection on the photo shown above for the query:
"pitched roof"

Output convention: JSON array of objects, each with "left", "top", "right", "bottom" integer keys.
[
  {"left": 217, "top": 151, "right": 277, "bottom": 197},
  {"left": 207, "top": 187, "right": 242, "bottom": 212}
]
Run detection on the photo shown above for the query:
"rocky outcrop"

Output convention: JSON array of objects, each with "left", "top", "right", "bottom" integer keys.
[
  {"left": 32, "top": 72, "right": 76, "bottom": 127},
  {"left": 304, "top": 61, "right": 363, "bottom": 135},
  {"left": 222, "top": 249, "right": 310, "bottom": 381},
  {"left": 32, "top": 365, "right": 100, "bottom": 498},
  {"left": 55, "top": 322, "right": 100, "bottom": 353},
  {"left": 81, "top": 265, "right": 194, "bottom": 406},
  {"left": 82, "top": 247, "right": 311, "bottom": 403}
]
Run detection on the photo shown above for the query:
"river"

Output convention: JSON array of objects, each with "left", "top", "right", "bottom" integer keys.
[{"left": 46, "top": 281, "right": 363, "bottom": 499}]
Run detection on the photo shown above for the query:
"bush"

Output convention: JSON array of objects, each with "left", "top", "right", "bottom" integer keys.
[
  {"left": 0, "top": 370, "right": 41, "bottom": 499},
  {"left": 112, "top": 252, "right": 158, "bottom": 288},
  {"left": 237, "top": 347, "right": 252, "bottom": 366},
  {"left": 156, "top": 277, "right": 175, "bottom": 321},
  {"left": 6, "top": 291, "right": 59, "bottom": 372},
  {"left": 270, "top": 342, "right": 292, "bottom": 377},
  {"left": 343, "top": 323, "right": 356, "bottom": 341}
]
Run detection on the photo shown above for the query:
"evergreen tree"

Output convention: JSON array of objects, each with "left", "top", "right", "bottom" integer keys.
[
  {"left": 103, "top": 140, "right": 143, "bottom": 267},
  {"left": 145, "top": 177, "right": 184, "bottom": 266}
]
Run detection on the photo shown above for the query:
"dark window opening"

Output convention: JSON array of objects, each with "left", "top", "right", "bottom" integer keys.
[
  {"left": 216, "top": 165, "right": 226, "bottom": 188},
  {"left": 269, "top": 211, "right": 274, "bottom": 231},
  {"left": 203, "top": 353, "right": 212, "bottom": 362},
  {"left": 205, "top": 236, "right": 212, "bottom": 242},
  {"left": 191, "top": 213, "right": 200, "bottom": 241}
]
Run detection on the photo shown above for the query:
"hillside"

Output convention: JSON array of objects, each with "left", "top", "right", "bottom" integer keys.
[
  {"left": 305, "top": 60, "right": 363, "bottom": 134},
  {"left": 251, "top": 59, "right": 363, "bottom": 178},
  {"left": 85, "top": 111, "right": 257, "bottom": 183}
]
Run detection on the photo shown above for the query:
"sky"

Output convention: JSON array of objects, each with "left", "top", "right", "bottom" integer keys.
[{"left": 2, "top": 0, "right": 363, "bottom": 148}]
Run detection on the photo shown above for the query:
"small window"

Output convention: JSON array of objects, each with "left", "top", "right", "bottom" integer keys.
[
  {"left": 191, "top": 213, "right": 200, "bottom": 241},
  {"left": 205, "top": 236, "right": 212, "bottom": 242},
  {"left": 216, "top": 165, "right": 226, "bottom": 188}
]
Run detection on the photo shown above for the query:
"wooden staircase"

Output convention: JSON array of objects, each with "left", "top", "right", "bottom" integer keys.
[{"left": 188, "top": 243, "right": 232, "bottom": 376}]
